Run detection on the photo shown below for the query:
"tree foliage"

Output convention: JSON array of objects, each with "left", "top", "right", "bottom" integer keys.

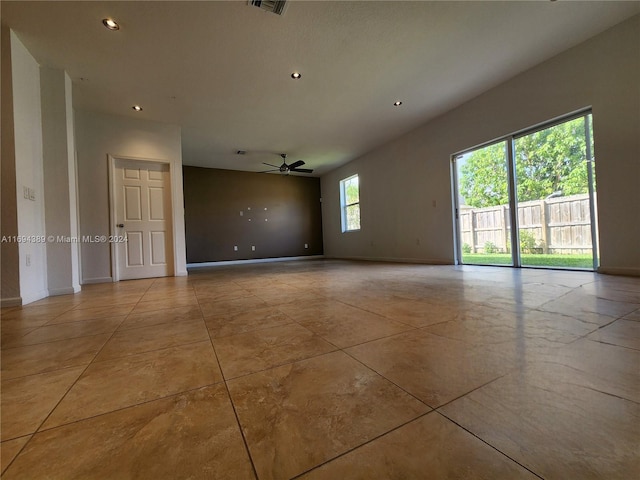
[
  {"left": 459, "top": 117, "right": 592, "bottom": 208},
  {"left": 459, "top": 143, "right": 509, "bottom": 207}
]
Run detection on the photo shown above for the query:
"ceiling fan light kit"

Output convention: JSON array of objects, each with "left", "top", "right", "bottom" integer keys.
[{"left": 262, "top": 154, "right": 314, "bottom": 175}]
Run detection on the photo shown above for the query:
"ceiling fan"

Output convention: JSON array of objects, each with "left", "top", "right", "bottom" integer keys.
[{"left": 262, "top": 154, "right": 313, "bottom": 175}]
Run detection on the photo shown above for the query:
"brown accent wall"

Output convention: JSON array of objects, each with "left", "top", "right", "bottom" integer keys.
[{"left": 183, "top": 166, "right": 323, "bottom": 263}]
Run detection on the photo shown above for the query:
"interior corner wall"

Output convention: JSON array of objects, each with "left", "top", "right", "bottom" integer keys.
[
  {"left": 9, "top": 30, "right": 48, "bottom": 304},
  {"left": 321, "top": 15, "right": 640, "bottom": 275},
  {"left": 65, "top": 73, "right": 81, "bottom": 289},
  {"left": 74, "top": 109, "right": 186, "bottom": 283},
  {"left": 41, "top": 67, "right": 80, "bottom": 296},
  {"left": 183, "top": 167, "right": 323, "bottom": 263},
  {"left": 1, "top": 26, "right": 21, "bottom": 306}
]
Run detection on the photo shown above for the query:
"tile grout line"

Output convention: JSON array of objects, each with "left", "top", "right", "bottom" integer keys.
[
  {"left": 28, "top": 280, "right": 156, "bottom": 436},
  {"left": 30, "top": 280, "right": 223, "bottom": 434},
  {"left": 527, "top": 360, "right": 640, "bottom": 405},
  {"left": 289, "top": 410, "right": 434, "bottom": 480},
  {"left": 586, "top": 338, "right": 640, "bottom": 352},
  {"left": 0, "top": 327, "right": 127, "bottom": 352},
  {"left": 32, "top": 381, "right": 224, "bottom": 435},
  {"left": 567, "top": 383, "right": 640, "bottom": 405},
  {"left": 339, "top": 345, "right": 435, "bottom": 410},
  {"left": 198, "top": 296, "right": 261, "bottom": 480},
  {"left": 1, "top": 280, "right": 158, "bottom": 475},
  {"left": 0, "top": 434, "right": 32, "bottom": 477},
  {"left": 88, "top": 337, "right": 214, "bottom": 365},
  {"left": 433, "top": 372, "right": 512, "bottom": 411},
  {"left": 221, "top": 348, "right": 339, "bottom": 383},
  {"left": 435, "top": 410, "right": 545, "bottom": 480},
  {"left": 205, "top": 302, "right": 416, "bottom": 381},
  {"left": 285, "top": 311, "right": 422, "bottom": 353}
]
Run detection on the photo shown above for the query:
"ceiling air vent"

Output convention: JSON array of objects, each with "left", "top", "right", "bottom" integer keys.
[{"left": 249, "top": 0, "right": 288, "bottom": 16}]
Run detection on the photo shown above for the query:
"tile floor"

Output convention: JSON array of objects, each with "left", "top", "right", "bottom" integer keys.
[{"left": 1, "top": 260, "right": 639, "bottom": 479}]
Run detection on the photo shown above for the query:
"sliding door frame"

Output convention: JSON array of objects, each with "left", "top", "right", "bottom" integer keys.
[
  {"left": 451, "top": 138, "right": 514, "bottom": 267},
  {"left": 506, "top": 137, "right": 521, "bottom": 267},
  {"left": 452, "top": 107, "right": 598, "bottom": 270}
]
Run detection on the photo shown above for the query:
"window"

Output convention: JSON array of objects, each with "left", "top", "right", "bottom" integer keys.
[{"left": 340, "top": 174, "right": 360, "bottom": 232}]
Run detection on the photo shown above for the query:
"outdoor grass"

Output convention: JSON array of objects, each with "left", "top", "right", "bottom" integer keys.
[{"left": 462, "top": 253, "right": 593, "bottom": 269}]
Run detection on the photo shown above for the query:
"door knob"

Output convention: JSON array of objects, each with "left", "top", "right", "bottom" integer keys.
[{"left": 117, "top": 224, "right": 124, "bottom": 228}]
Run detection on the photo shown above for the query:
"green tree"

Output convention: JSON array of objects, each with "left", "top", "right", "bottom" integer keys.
[
  {"left": 459, "top": 117, "right": 592, "bottom": 207},
  {"left": 459, "top": 143, "right": 509, "bottom": 208}
]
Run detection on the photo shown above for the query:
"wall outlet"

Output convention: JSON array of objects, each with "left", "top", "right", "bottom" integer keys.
[
  {"left": 26, "top": 254, "right": 31, "bottom": 266},
  {"left": 233, "top": 245, "right": 238, "bottom": 251},
  {"left": 240, "top": 211, "right": 243, "bottom": 216},
  {"left": 304, "top": 243, "right": 308, "bottom": 249},
  {"left": 23, "top": 186, "right": 35, "bottom": 201},
  {"left": 251, "top": 245, "right": 255, "bottom": 251}
]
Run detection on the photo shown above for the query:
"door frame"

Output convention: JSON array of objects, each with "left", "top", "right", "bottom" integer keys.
[{"left": 108, "top": 154, "right": 178, "bottom": 281}]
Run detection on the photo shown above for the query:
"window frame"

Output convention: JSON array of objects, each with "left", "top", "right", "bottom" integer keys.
[{"left": 340, "top": 174, "right": 361, "bottom": 232}]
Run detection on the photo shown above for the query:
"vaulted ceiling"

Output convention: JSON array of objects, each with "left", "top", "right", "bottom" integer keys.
[{"left": 2, "top": 1, "right": 638, "bottom": 175}]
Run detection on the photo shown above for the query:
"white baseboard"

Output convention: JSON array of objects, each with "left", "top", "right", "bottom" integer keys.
[
  {"left": 1, "top": 297, "right": 22, "bottom": 308},
  {"left": 187, "top": 255, "right": 325, "bottom": 269},
  {"left": 82, "top": 276, "right": 113, "bottom": 284},
  {"left": 326, "top": 255, "right": 452, "bottom": 265},
  {"left": 598, "top": 266, "right": 640, "bottom": 277},
  {"left": 48, "top": 286, "right": 81, "bottom": 296},
  {"left": 21, "top": 290, "right": 49, "bottom": 305}
]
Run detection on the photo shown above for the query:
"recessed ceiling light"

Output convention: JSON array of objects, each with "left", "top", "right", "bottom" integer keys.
[
  {"left": 393, "top": 101, "right": 403, "bottom": 106},
  {"left": 102, "top": 18, "right": 120, "bottom": 30},
  {"left": 291, "top": 72, "right": 302, "bottom": 79},
  {"left": 132, "top": 105, "right": 142, "bottom": 112}
]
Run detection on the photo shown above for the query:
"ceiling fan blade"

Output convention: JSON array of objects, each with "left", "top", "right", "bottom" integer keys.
[
  {"left": 260, "top": 169, "right": 280, "bottom": 173},
  {"left": 291, "top": 168, "right": 313, "bottom": 173},
  {"left": 288, "top": 160, "right": 305, "bottom": 169},
  {"left": 263, "top": 162, "right": 281, "bottom": 168}
]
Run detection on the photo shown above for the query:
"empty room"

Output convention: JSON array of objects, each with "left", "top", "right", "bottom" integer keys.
[{"left": 1, "top": 1, "right": 639, "bottom": 479}]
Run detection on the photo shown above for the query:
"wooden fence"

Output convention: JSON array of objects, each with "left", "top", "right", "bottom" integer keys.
[{"left": 459, "top": 193, "right": 595, "bottom": 254}]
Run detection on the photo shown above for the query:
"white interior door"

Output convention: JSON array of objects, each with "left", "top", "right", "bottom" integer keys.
[{"left": 113, "top": 159, "right": 174, "bottom": 280}]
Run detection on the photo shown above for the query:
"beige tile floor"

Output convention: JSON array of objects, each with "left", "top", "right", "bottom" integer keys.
[{"left": 1, "top": 259, "right": 639, "bottom": 479}]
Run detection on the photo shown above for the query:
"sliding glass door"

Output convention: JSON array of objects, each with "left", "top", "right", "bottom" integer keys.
[
  {"left": 514, "top": 114, "right": 597, "bottom": 269},
  {"left": 454, "top": 141, "right": 513, "bottom": 266},
  {"left": 453, "top": 112, "right": 599, "bottom": 270}
]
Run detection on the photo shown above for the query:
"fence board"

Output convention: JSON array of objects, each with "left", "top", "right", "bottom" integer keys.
[{"left": 460, "top": 193, "right": 593, "bottom": 254}]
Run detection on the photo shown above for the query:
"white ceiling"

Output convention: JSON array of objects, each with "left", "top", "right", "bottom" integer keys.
[{"left": 2, "top": 1, "right": 638, "bottom": 176}]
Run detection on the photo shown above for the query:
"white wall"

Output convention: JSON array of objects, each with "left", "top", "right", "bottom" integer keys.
[
  {"left": 322, "top": 15, "right": 640, "bottom": 275},
  {"left": 75, "top": 110, "right": 187, "bottom": 283},
  {"left": 41, "top": 67, "right": 81, "bottom": 296},
  {"left": 10, "top": 31, "right": 48, "bottom": 303},
  {"left": 1, "top": 26, "right": 21, "bottom": 306}
]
